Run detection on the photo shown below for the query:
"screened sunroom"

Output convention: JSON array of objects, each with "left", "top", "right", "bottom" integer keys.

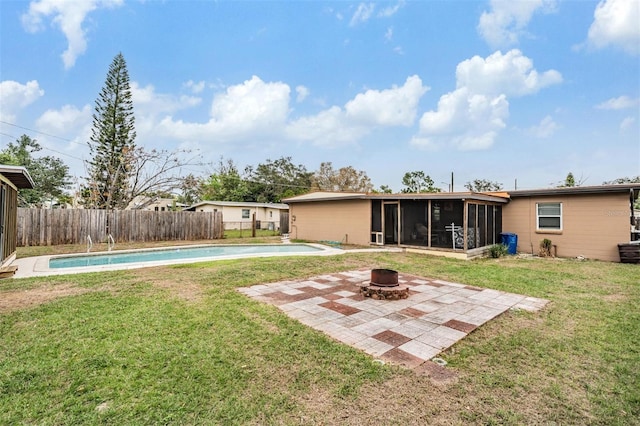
[{"left": 370, "top": 193, "right": 508, "bottom": 255}]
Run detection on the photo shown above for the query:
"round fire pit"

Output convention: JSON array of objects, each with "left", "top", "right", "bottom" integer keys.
[
  {"left": 359, "top": 269, "right": 409, "bottom": 300},
  {"left": 370, "top": 268, "right": 399, "bottom": 287}
]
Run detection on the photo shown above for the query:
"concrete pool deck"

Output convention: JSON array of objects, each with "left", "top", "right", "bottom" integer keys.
[
  {"left": 239, "top": 270, "right": 549, "bottom": 369},
  {"left": 10, "top": 243, "right": 350, "bottom": 278}
]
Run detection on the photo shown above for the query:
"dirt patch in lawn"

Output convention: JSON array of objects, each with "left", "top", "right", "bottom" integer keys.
[
  {"left": 0, "top": 283, "right": 93, "bottom": 314},
  {"left": 151, "top": 278, "right": 205, "bottom": 302},
  {"left": 291, "top": 373, "right": 467, "bottom": 425},
  {"left": 132, "top": 267, "right": 206, "bottom": 303}
]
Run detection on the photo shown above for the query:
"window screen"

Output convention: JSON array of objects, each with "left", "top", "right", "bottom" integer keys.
[{"left": 537, "top": 202, "right": 562, "bottom": 230}]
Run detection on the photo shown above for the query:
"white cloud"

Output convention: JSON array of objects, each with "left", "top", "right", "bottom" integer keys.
[
  {"left": 350, "top": 3, "right": 375, "bottom": 26},
  {"left": 159, "top": 76, "right": 290, "bottom": 143},
  {"left": 345, "top": 75, "right": 428, "bottom": 126},
  {"left": 478, "top": 0, "right": 557, "bottom": 48},
  {"left": 295, "top": 85, "right": 310, "bottom": 103},
  {"left": 456, "top": 50, "right": 562, "bottom": 97},
  {"left": 288, "top": 75, "right": 428, "bottom": 147},
  {"left": 183, "top": 80, "right": 206, "bottom": 94},
  {"left": 36, "top": 104, "right": 91, "bottom": 135},
  {"left": 414, "top": 88, "right": 509, "bottom": 150},
  {"left": 209, "top": 76, "right": 289, "bottom": 128},
  {"left": 286, "top": 75, "right": 429, "bottom": 147},
  {"left": 286, "top": 106, "right": 368, "bottom": 148},
  {"left": 0, "top": 80, "right": 44, "bottom": 122},
  {"left": 527, "top": 115, "right": 558, "bottom": 138},
  {"left": 378, "top": 1, "right": 405, "bottom": 18},
  {"left": 21, "top": 0, "right": 123, "bottom": 69},
  {"left": 31, "top": 104, "right": 93, "bottom": 176},
  {"left": 132, "top": 82, "right": 201, "bottom": 117},
  {"left": 587, "top": 0, "right": 640, "bottom": 55},
  {"left": 620, "top": 116, "right": 636, "bottom": 131},
  {"left": 393, "top": 46, "right": 404, "bottom": 55},
  {"left": 412, "top": 50, "right": 561, "bottom": 151},
  {"left": 129, "top": 82, "right": 202, "bottom": 146},
  {"left": 595, "top": 95, "right": 639, "bottom": 110},
  {"left": 385, "top": 27, "right": 393, "bottom": 42}
]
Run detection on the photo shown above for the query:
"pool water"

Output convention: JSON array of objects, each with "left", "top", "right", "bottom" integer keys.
[{"left": 49, "top": 244, "right": 324, "bottom": 269}]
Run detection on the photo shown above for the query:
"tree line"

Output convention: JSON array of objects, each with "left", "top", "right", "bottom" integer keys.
[{"left": 2, "top": 53, "right": 638, "bottom": 209}]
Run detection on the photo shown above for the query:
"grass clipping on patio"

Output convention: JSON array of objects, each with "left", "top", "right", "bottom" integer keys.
[{"left": 1, "top": 248, "right": 639, "bottom": 425}]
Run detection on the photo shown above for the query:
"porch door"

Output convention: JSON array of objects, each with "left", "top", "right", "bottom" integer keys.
[{"left": 383, "top": 203, "right": 399, "bottom": 244}]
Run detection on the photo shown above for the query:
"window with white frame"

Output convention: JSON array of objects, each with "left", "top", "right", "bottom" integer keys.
[
  {"left": 242, "top": 209, "right": 250, "bottom": 219},
  {"left": 537, "top": 202, "right": 562, "bottom": 231}
]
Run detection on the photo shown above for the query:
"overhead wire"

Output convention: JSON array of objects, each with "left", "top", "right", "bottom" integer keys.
[{"left": 0, "top": 130, "right": 87, "bottom": 162}]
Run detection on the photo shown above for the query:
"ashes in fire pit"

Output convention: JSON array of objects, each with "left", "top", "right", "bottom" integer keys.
[{"left": 359, "top": 269, "right": 410, "bottom": 300}]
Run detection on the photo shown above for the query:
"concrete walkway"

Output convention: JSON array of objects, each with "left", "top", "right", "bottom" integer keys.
[{"left": 239, "top": 270, "right": 548, "bottom": 369}]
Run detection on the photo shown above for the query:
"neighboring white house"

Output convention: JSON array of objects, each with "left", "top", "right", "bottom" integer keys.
[{"left": 185, "top": 201, "right": 288, "bottom": 230}]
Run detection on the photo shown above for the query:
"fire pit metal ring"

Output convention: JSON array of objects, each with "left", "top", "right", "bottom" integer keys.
[{"left": 370, "top": 268, "right": 399, "bottom": 287}]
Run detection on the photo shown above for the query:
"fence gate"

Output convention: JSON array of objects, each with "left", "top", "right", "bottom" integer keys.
[{"left": 280, "top": 212, "right": 289, "bottom": 235}]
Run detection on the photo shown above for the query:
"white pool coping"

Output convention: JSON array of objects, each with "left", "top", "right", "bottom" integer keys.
[{"left": 11, "top": 243, "right": 347, "bottom": 278}]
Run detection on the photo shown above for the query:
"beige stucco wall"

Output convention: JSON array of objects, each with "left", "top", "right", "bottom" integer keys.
[
  {"left": 502, "top": 193, "right": 632, "bottom": 262},
  {"left": 288, "top": 199, "right": 371, "bottom": 245}
]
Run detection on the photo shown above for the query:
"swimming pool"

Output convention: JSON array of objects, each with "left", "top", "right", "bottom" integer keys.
[{"left": 48, "top": 244, "right": 326, "bottom": 269}]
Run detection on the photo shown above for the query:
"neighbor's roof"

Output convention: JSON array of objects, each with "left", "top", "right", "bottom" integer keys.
[
  {"left": 283, "top": 191, "right": 510, "bottom": 204},
  {"left": 187, "top": 200, "right": 289, "bottom": 210},
  {"left": 508, "top": 183, "right": 640, "bottom": 198},
  {"left": 0, "top": 164, "right": 35, "bottom": 189}
]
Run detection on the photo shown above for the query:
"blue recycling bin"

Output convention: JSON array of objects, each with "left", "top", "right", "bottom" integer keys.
[{"left": 501, "top": 232, "right": 518, "bottom": 255}]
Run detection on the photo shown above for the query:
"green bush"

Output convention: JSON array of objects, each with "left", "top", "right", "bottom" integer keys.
[{"left": 488, "top": 244, "right": 509, "bottom": 258}]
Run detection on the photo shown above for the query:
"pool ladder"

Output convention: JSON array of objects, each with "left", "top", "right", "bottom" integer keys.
[
  {"left": 108, "top": 234, "right": 115, "bottom": 251},
  {"left": 87, "top": 235, "right": 93, "bottom": 253}
]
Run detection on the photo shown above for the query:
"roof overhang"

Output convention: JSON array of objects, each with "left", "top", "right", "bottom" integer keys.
[
  {"left": 283, "top": 191, "right": 509, "bottom": 204},
  {"left": 186, "top": 200, "right": 290, "bottom": 210},
  {"left": 508, "top": 184, "right": 640, "bottom": 198},
  {"left": 0, "top": 165, "right": 35, "bottom": 189}
]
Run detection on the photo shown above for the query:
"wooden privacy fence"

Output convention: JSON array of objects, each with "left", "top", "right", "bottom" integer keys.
[{"left": 17, "top": 208, "right": 223, "bottom": 246}]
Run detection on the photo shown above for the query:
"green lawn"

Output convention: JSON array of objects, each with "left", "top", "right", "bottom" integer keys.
[{"left": 1, "top": 246, "right": 638, "bottom": 425}]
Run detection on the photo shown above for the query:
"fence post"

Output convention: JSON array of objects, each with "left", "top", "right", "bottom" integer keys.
[{"left": 252, "top": 212, "right": 256, "bottom": 237}]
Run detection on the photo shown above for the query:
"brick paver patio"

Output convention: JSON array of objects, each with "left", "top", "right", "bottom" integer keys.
[{"left": 238, "top": 270, "right": 548, "bottom": 369}]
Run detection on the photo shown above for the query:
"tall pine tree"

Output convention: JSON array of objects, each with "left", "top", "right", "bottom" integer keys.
[{"left": 85, "top": 53, "right": 136, "bottom": 209}]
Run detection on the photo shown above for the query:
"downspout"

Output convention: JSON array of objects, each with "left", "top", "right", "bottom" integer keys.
[
  {"left": 462, "top": 199, "right": 467, "bottom": 253},
  {"left": 397, "top": 202, "right": 401, "bottom": 247},
  {"left": 631, "top": 188, "right": 636, "bottom": 241},
  {"left": 630, "top": 188, "right": 635, "bottom": 224}
]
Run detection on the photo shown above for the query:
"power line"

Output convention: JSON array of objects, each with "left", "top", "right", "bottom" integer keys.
[
  {"left": 0, "top": 120, "right": 86, "bottom": 146},
  {"left": 0, "top": 131, "right": 87, "bottom": 162}
]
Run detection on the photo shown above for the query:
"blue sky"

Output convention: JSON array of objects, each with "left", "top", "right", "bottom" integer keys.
[{"left": 1, "top": 0, "right": 639, "bottom": 192}]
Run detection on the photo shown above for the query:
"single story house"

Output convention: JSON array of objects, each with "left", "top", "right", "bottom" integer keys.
[
  {"left": 127, "top": 195, "right": 188, "bottom": 211},
  {"left": 283, "top": 184, "right": 640, "bottom": 262},
  {"left": 185, "top": 201, "right": 289, "bottom": 231},
  {"left": 0, "top": 165, "right": 35, "bottom": 272}
]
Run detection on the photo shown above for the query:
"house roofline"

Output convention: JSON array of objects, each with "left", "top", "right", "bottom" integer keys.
[
  {"left": 186, "top": 200, "right": 289, "bottom": 210},
  {"left": 283, "top": 184, "right": 640, "bottom": 204},
  {"left": 0, "top": 165, "right": 35, "bottom": 189},
  {"left": 283, "top": 191, "right": 509, "bottom": 204},
  {"left": 508, "top": 184, "right": 640, "bottom": 198}
]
